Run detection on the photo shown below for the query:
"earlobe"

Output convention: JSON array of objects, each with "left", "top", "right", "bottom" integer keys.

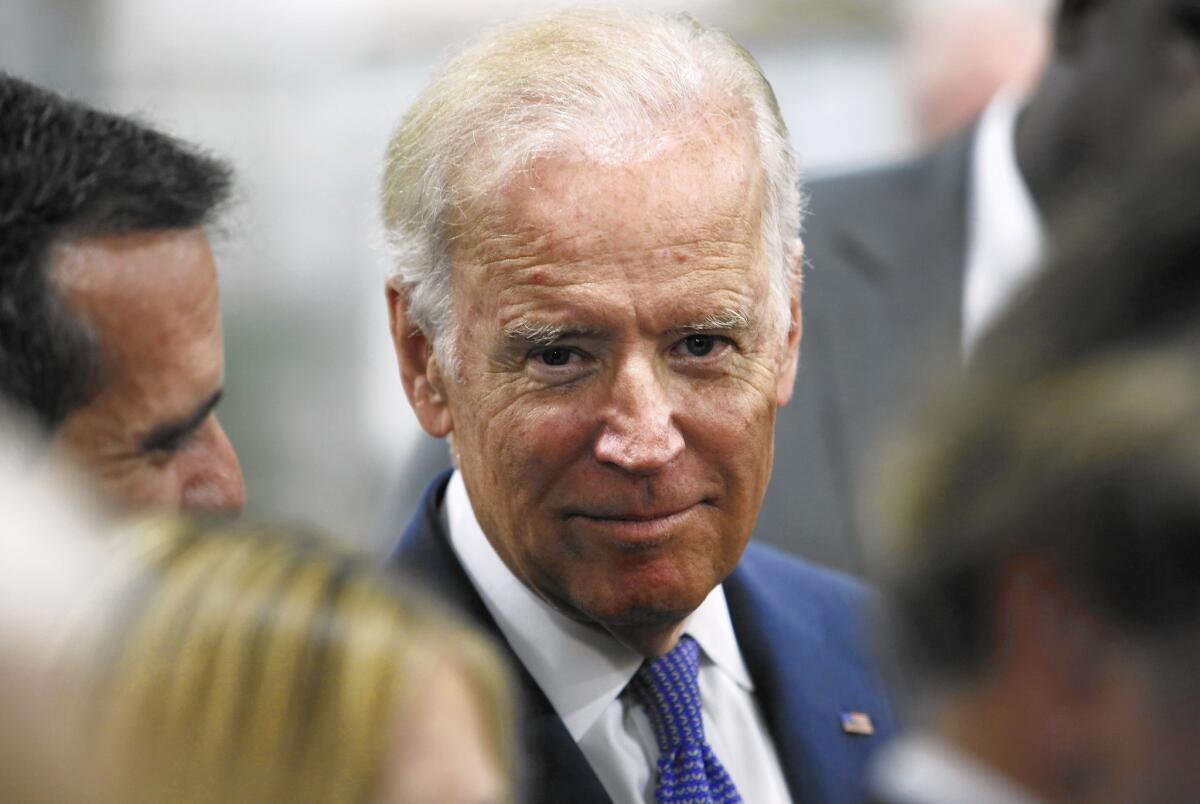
[{"left": 386, "top": 281, "right": 454, "bottom": 438}]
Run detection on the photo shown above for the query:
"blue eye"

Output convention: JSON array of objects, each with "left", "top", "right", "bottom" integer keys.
[
  {"left": 682, "top": 335, "right": 716, "bottom": 357},
  {"left": 539, "top": 348, "right": 573, "bottom": 366}
]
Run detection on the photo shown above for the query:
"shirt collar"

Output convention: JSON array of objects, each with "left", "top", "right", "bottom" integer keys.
[{"left": 444, "top": 469, "right": 755, "bottom": 740}]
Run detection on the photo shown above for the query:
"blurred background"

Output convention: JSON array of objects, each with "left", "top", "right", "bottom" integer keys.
[{"left": 0, "top": 0, "right": 1049, "bottom": 551}]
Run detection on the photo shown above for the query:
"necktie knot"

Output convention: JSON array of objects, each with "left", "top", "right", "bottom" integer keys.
[
  {"left": 630, "top": 636, "right": 743, "bottom": 804},
  {"left": 631, "top": 635, "right": 706, "bottom": 753}
]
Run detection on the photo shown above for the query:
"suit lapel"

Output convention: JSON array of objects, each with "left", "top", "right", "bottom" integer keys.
[
  {"left": 390, "top": 471, "right": 613, "bottom": 804},
  {"left": 817, "top": 128, "right": 973, "bottom": 416},
  {"left": 800, "top": 130, "right": 975, "bottom": 565},
  {"left": 723, "top": 549, "right": 896, "bottom": 804},
  {"left": 819, "top": 129, "right": 973, "bottom": 317}
]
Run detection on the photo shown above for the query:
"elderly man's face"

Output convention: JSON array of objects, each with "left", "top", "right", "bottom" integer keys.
[{"left": 393, "top": 119, "right": 800, "bottom": 653}]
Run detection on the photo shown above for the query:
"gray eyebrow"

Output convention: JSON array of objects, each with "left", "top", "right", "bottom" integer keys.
[
  {"left": 504, "top": 320, "right": 601, "bottom": 346},
  {"left": 673, "top": 308, "right": 752, "bottom": 333},
  {"left": 504, "top": 308, "right": 751, "bottom": 345}
]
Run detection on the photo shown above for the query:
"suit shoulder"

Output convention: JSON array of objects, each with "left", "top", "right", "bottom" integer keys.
[
  {"left": 729, "top": 544, "right": 896, "bottom": 736},
  {"left": 805, "top": 132, "right": 974, "bottom": 228},
  {"left": 738, "top": 542, "right": 875, "bottom": 612}
]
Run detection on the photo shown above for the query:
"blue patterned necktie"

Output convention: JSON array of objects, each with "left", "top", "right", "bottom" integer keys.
[{"left": 630, "top": 635, "right": 744, "bottom": 804}]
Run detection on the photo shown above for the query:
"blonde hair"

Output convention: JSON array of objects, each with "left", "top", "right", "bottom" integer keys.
[
  {"left": 86, "top": 519, "right": 512, "bottom": 803},
  {"left": 381, "top": 7, "right": 802, "bottom": 374}
]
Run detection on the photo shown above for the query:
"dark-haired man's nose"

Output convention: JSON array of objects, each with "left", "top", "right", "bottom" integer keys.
[{"left": 180, "top": 416, "right": 245, "bottom": 515}]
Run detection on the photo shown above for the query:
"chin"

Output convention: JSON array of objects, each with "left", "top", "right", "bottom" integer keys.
[{"left": 574, "top": 578, "right": 713, "bottom": 631}]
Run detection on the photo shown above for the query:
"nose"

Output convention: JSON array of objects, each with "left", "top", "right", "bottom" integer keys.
[
  {"left": 180, "top": 416, "right": 246, "bottom": 514},
  {"left": 593, "top": 355, "right": 684, "bottom": 475}
]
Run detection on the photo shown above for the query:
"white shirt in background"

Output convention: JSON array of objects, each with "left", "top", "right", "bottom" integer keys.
[{"left": 962, "top": 90, "right": 1046, "bottom": 356}]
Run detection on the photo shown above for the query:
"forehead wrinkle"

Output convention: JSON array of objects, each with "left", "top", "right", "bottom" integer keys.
[
  {"left": 467, "top": 215, "right": 757, "bottom": 266},
  {"left": 469, "top": 141, "right": 762, "bottom": 247},
  {"left": 472, "top": 238, "right": 760, "bottom": 298},
  {"left": 518, "top": 211, "right": 759, "bottom": 265}
]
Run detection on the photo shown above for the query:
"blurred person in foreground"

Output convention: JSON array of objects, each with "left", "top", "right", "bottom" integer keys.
[
  {"left": 865, "top": 116, "right": 1200, "bottom": 804},
  {"left": 869, "top": 347, "right": 1200, "bottom": 804},
  {"left": 969, "top": 108, "right": 1200, "bottom": 387},
  {"left": 381, "top": 9, "right": 895, "bottom": 804},
  {"left": 761, "top": 0, "right": 1200, "bottom": 571},
  {"left": 0, "top": 413, "right": 110, "bottom": 803},
  {"left": 83, "top": 519, "right": 512, "bottom": 804},
  {"left": 0, "top": 73, "right": 244, "bottom": 514}
]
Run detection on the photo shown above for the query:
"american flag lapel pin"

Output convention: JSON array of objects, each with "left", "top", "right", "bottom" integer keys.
[{"left": 840, "top": 711, "right": 875, "bottom": 736}]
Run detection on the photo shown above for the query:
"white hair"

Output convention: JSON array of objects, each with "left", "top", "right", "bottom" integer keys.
[{"left": 381, "top": 7, "right": 803, "bottom": 375}]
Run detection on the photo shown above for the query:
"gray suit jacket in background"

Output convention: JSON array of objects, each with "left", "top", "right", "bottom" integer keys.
[
  {"left": 757, "top": 130, "right": 975, "bottom": 572},
  {"left": 388, "top": 130, "right": 976, "bottom": 574}
]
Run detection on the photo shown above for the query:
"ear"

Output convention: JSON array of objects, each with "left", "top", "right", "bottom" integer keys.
[
  {"left": 386, "top": 279, "right": 454, "bottom": 438},
  {"left": 775, "top": 238, "right": 805, "bottom": 407}
]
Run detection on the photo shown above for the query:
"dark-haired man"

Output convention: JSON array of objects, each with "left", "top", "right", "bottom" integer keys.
[
  {"left": 760, "top": 0, "right": 1200, "bottom": 570},
  {"left": 0, "top": 74, "right": 244, "bottom": 513}
]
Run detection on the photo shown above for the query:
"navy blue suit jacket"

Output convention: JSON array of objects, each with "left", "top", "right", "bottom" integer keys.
[{"left": 389, "top": 471, "right": 897, "bottom": 804}]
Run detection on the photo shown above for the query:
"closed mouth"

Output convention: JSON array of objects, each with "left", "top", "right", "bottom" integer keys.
[
  {"left": 564, "top": 503, "right": 707, "bottom": 547},
  {"left": 579, "top": 506, "right": 694, "bottom": 522}
]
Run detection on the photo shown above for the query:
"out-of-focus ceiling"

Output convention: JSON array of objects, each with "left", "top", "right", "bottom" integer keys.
[{"left": 95, "top": 0, "right": 892, "bottom": 83}]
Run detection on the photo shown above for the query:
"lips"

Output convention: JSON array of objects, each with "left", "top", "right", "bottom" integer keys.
[
  {"left": 569, "top": 504, "right": 696, "bottom": 522},
  {"left": 564, "top": 503, "right": 707, "bottom": 547}
]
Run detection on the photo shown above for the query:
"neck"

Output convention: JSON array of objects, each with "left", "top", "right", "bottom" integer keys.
[{"left": 531, "top": 579, "right": 692, "bottom": 658}]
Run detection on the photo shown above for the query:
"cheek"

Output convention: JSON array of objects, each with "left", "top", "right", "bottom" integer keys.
[
  {"left": 108, "top": 463, "right": 180, "bottom": 511},
  {"left": 680, "top": 376, "right": 776, "bottom": 452},
  {"left": 458, "top": 391, "right": 598, "bottom": 521},
  {"left": 492, "top": 402, "right": 591, "bottom": 472},
  {"left": 678, "top": 381, "right": 778, "bottom": 515}
]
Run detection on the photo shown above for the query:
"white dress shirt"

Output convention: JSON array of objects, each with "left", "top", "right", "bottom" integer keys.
[
  {"left": 444, "top": 471, "right": 794, "bottom": 804},
  {"left": 962, "top": 90, "right": 1046, "bottom": 356},
  {"left": 868, "top": 734, "right": 1043, "bottom": 804}
]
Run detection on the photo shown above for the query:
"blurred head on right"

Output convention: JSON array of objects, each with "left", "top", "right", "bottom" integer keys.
[
  {"left": 873, "top": 115, "right": 1200, "bottom": 804},
  {"left": 1018, "top": 0, "right": 1200, "bottom": 208},
  {"left": 879, "top": 348, "right": 1200, "bottom": 804}
]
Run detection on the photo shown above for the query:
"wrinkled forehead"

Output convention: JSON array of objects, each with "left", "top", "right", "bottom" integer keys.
[
  {"left": 449, "top": 106, "right": 766, "bottom": 263},
  {"left": 451, "top": 90, "right": 760, "bottom": 207}
]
